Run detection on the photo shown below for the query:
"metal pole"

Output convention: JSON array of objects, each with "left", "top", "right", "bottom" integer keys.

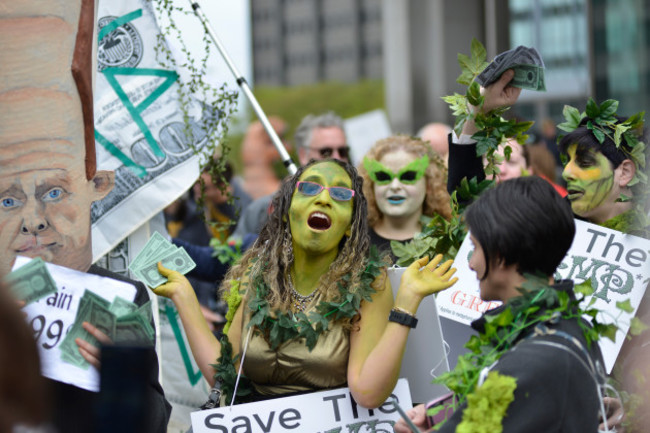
[{"left": 189, "top": 1, "right": 298, "bottom": 175}]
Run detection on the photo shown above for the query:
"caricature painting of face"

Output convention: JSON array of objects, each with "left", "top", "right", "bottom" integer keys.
[
  {"left": 370, "top": 150, "right": 427, "bottom": 220},
  {"left": 562, "top": 143, "right": 615, "bottom": 218},
  {"left": 0, "top": 2, "right": 113, "bottom": 277},
  {"left": 289, "top": 162, "right": 353, "bottom": 257},
  {"left": 0, "top": 146, "right": 114, "bottom": 276}
]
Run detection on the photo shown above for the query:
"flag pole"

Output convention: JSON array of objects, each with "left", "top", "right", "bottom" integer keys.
[{"left": 188, "top": 1, "right": 298, "bottom": 175}]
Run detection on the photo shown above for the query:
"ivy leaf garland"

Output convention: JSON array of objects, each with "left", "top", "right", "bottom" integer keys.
[
  {"left": 246, "top": 246, "right": 384, "bottom": 351},
  {"left": 433, "top": 276, "right": 617, "bottom": 422},
  {"left": 213, "top": 247, "right": 384, "bottom": 404}
]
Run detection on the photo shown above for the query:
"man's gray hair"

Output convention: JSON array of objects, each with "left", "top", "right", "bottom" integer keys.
[{"left": 294, "top": 111, "right": 345, "bottom": 150}]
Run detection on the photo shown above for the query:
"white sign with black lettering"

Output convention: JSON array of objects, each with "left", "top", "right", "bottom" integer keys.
[
  {"left": 191, "top": 379, "right": 412, "bottom": 433},
  {"left": 13, "top": 256, "right": 137, "bottom": 391},
  {"left": 437, "top": 219, "right": 650, "bottom": 373}
]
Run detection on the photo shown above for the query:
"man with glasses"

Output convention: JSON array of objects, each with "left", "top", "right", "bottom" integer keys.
[{"left": 295, "top": 111, "right": 350, "bottom": 164}]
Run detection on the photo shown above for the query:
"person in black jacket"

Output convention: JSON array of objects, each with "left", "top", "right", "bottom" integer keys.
[{"left": 395, "top": 177, "right": 608, "bottom": 433}]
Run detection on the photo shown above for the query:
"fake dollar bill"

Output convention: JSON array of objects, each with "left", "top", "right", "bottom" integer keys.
[
  {"left": 476, "top": 45, "right": 546, "bottom": 91},
  {"left": 5, "top": 257, "right": 58, "bottom": 304},
  {"left": 129, "top": 233, "right": 196, "bottom": 288},
  {"left": 59, "top": 291, "right": 154, "bottom": 368}
]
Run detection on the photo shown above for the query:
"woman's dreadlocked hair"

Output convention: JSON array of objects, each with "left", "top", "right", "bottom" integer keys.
[{"left": 219, "top": 159, "right": 372, "bottom": 312}]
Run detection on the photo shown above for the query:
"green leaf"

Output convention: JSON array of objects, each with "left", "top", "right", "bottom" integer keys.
[
  {"left": 630, "top": 317, "right": 649, "bottom": 336},
  {"left": 616, "top": 298, "right": 634, "bottom": 313},
  {"left": 616, "top": 193, "right": 633, "bottom": 203},
  {"left": 457, "top": 69, "right": 475, "bottom": 86},
  {"left": 598, "top": 99, "right": 619, "bottom": 119},
  {"left": 585, "top": 98, "right": 600, "bottom": 118},
  {"left": 503, "top": 145, "right": 512, "bottom": 161},
  {"left": 467, "top": 82, "right": 482, "bottom": 106},
  {"left": 457, "top": 53, "right": 473, "bottom": 71},
  {"left": 614, "top": 124, "right": 630, "bottom": 146},
  {"left": 596, "top": 323, "right": 619, "bottom": 342},
  {"left": 574, "top": 278, "right": 595, "bottom": 297},
  {"left": 592, "top": 127, "right": 605, "bottom": 143},
  {"left": 470, "top": 38, "right": 487, "bottom": 68},
  {"left": 558, "top": 105, "right": 582, "bottom": 132}
]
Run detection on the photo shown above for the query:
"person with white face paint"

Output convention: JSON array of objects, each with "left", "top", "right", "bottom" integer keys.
[{"left": 359, "top": 136, "right": 451, "bottom": 261}]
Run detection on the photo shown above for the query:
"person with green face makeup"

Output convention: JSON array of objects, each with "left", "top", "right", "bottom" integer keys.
[
  {"left": 153, "top": 159, "right": 459, "bottom": 409},
  {"left": 359, "top": 135, "right": 451, "bottom": 261}
]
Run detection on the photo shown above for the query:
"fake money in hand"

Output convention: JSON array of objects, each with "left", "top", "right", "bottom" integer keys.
[
  {"left": 476, "top": 45, "right": 546, "bottom": 91},
  {"left": 129, "top": 232, "right": 196, "bottom": 288},
  {"left": 59, "top": 292, "right": 154, "bottom": 369}
]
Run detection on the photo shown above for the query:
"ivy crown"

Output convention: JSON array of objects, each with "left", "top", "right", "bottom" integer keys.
[{"left": 557, "top": 99, "right": 647, "bottom": 179}]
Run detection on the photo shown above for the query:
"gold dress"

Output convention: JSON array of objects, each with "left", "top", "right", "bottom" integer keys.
[{"left": 238, "top": 290, "right": 350, "bottom": 398}]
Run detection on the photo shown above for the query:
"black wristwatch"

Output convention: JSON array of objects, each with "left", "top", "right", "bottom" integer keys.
[{"left": 389, "top": 309, "right": 418, "bottom": 328}]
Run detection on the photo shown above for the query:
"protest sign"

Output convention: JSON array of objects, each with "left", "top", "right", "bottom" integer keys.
[
  {"left": 437, "top": 219, "right": 650, "bottom": 372},
  {"left": 91, "top": 0, "right": 232, "bottom": 261},
  {"left": 191, "top": 379, "right": 412, "bottom": 433},
  {"left": 12, "top": 256, "right": 137, "bottom": 392}
]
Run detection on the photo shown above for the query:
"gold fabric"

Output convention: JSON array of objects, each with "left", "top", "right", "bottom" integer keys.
[{"left": 240, "top": 290, "right": 350, "bottom": 397}]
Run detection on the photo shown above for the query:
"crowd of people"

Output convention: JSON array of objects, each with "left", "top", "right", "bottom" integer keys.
[{"left": 3, "top": 13, "right": 649, "bottom": 431}]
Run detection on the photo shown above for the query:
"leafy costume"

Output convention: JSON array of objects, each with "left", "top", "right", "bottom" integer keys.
[
  {"left": 215, "top": 248, "right": 384, "bottom": 404},
  {"left": 434, "top": 280, "right": 606, "bottom": 432}
]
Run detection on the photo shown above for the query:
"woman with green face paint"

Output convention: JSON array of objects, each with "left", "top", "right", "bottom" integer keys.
[
  {"left": 153, "top": 159, "right": 458, "bottom": 409},
  {"left": 360, "top": 135, "right": 451, "bottom": 261}
]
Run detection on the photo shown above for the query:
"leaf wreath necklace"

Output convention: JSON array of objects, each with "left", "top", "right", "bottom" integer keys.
[{"left": 213, "top": 247, "right": 385, "bottom": 405}]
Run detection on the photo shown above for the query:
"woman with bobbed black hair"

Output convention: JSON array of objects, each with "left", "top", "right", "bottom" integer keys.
[{"left": 396, "top": 176, "right": 607, "bottom": 433}]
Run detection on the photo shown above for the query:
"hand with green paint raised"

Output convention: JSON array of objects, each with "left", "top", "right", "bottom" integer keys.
[
  {"left": 394, "top": 254, "right": 458, "bottom": 314},
  {"left": 152, "top": 262, "right": 195, "bottom": 303}
]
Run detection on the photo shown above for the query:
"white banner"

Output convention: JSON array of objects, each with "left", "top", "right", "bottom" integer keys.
[
  {"left": 437, "top": 219, "right": 650, "bottom": 372},
  {"left": 13, "top": 256, "right": 137, "bottom": 392},
  {"left": 91, "top": 0, "right": 227, "bottom": 260},
  {"left": 191, "top": 379, "right": 412, "bottom": 433}
]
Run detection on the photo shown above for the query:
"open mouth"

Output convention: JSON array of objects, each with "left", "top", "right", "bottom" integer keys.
[
  {"left": 308, "top": 212, "right": 331, "bottom": 230},
  {"left": 387, "top": 195, "right": 406, "bottom": 205},
  {"left": 566, "top": 188, "right": 584, "bottom": 200}
]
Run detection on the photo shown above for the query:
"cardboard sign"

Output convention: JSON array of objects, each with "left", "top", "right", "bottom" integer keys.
[
  {"left": 191, "top": 378, "right": 412, "bottom": 433},
  {"left": 12, "top": 256, "right": 137, "bottom": 392},
  {"left": 436, "top": 219, "right": 650, "bottom": 372}
]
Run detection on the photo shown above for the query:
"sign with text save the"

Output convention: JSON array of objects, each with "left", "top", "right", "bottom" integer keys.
[
  {"left": 191, "top": 379, "right": 412, "bottom": 433},
  {"left": 436, "top": 219, "right": 650, "bottom": 373}
]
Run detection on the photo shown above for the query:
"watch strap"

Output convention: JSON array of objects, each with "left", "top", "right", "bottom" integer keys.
[{"left": 389, "top": 309, "right": 418, "bottom": 328}]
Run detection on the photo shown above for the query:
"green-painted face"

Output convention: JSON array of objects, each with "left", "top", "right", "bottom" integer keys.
[
  {"left": 363, "top": 155, "right": 429, "bottom": 185},
  {"left": 562, "top": 143, "right": 615, "bottom": 217},
  {"left": 289, "top": 162, "right": 353, "bottom": 256}
]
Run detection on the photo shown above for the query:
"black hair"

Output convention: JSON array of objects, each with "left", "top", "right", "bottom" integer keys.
[
  {"left": 465, "top": 176, "right": 575, "bottom": 277},
  {"left": 558, "top": 117, "right": 630, "bottom": 168}
]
